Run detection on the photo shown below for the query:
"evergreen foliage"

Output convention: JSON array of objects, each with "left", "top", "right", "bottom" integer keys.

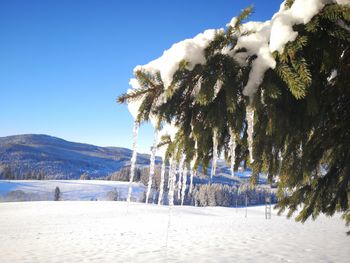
[{"left": 118, "top": 2, "right": 350, "bottom": 226}]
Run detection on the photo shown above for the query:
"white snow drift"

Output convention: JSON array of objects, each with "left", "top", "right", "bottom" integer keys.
[{"left": 0, "top": 202, "right": 349, "bottom": 262}]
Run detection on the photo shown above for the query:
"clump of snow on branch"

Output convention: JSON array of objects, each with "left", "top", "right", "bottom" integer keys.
[
  {"left": 235, "top": 21, "right": 276, "bottom": 97},
  {"left": 128, "top": 0, "right": 348, "bottom": 103},
  {"left": 134, "top": 29, "right": 221, "bottom": 89},
  {"left": 270, "top": 0, "right": 327, "bottom": 53},
  {"left": 227, "top": 0, "right": 346, "bottom": 97}
]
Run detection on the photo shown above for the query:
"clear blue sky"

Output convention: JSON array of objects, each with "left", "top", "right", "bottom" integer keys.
[{"left": 0, "top": 0, "right": 282, "bottom": 153}]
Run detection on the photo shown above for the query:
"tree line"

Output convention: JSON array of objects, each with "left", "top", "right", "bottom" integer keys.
[{"left": 0, "top": 166, "right": 46, "bottom": 180}]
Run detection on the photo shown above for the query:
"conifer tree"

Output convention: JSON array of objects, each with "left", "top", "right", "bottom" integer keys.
[{"left": 118, "top": 1, "right": 350, "bottom": 227}]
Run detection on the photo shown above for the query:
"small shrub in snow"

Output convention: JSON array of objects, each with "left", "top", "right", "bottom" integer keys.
[
  {"left": 106, "top": 188, "right": 119, "bottom": 201},
  {"left": 54, "top": 187, "right": 61, "bottom": 201}
]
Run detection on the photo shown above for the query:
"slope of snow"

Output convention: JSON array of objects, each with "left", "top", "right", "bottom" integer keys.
[
  {"left": 0, "top": 134, "right": 158, "bottom": 179},
  {"left": 0, "top": 202, "right": 349, "bottom": 262},
  {"left": 0, "top": 180, "right": 145, "bottom": 201}
]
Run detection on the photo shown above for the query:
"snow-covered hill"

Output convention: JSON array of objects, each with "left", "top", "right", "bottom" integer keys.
[
  {"left": 0, "top": 201, "right": 349, "bottom": 262},
  {"left": 0, "top": 134, "right": 157, "bottom": 179},
  {"left": 0, "top": 134, "right": 252, "bottom": 182}
]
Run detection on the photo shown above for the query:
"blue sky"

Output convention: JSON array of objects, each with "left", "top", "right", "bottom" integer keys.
[{"left": 0, "top": 0, "right": 282, "bottom": 153}]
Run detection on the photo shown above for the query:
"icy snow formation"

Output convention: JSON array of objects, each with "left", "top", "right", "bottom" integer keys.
[
  {"left": 145, "top": 130, "right": 158, "bottom": 204},
  {"left": 189, "top": 168, "right": 196, "bottom": 195},
  {"left": 158, "top": 160, "right": 166, "bottom": 205},
  {"left": 168, "top": 158, "right": 177, "bottom": 206},
  {"left": 127, "top": 121, "right": 139, "bottom": 202},
  {"left": 177, "top": 154, "right": 186, "bottom": 200},
  {"left": 229, "top": 128, "right": 236, "bottom": 177},
  {"left": 210, "top": 129, "right": 219, "bottom": 181},
  {"left": 181, "top": 165, "right": 188, "bottom": 206},
  {"left": 246, "top": 107, "right": 255, "bottom": 163},
  {"left": 189, "top": 144, "right": 198, "bottom": 195}
]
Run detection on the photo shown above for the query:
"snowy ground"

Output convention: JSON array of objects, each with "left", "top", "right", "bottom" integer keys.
[
  {"left": 0, "top": 202, "right": 349, "bottom": 263},
  {"left": 0, "top": 180, "right": 145, "bottom": 201}
]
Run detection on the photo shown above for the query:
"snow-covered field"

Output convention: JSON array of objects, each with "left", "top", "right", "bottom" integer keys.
[
  {"left": 0, "top": 180, "right": 145, "bottom": 201},
  {"left": 0, "top": 201, "right": 349, "bottom": 263}
]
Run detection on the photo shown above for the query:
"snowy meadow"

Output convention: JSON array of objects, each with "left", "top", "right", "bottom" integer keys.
[
  {"left": 0, "top": 201, "right": 349, "bottom": 263},
  {"left": 1, "top": 0, "right": 349, "bottom": 262}
]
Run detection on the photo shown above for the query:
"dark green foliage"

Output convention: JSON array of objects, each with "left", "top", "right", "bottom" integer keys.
[
  {"left": 118, "top": 3, "right": 350, "bottom": 226},
  {"left": 256, "top": 4, "right": 350, "bottom": 225}
]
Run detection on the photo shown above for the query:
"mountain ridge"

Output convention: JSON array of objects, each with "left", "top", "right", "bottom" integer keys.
[
  {"left": 0, "top": 134, "right": 155, "bottom": 179},
  {"left": 0, "top": 134, "right": 249, "bottom": 183}
]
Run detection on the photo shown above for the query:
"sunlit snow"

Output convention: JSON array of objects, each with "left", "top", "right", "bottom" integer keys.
[{"left": 0, "top": 202, "right": 349, "bottom": 262}]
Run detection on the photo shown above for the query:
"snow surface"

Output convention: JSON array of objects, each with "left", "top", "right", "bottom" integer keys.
[
  {"left": 0, "top": 180, "right": 145, "bottom": 201},
  {"left": 133, "top": 29, "right": 220, "bottom": 90},
  {"left": 0, "top": 201, "right": 349, "bottom": 262}
]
